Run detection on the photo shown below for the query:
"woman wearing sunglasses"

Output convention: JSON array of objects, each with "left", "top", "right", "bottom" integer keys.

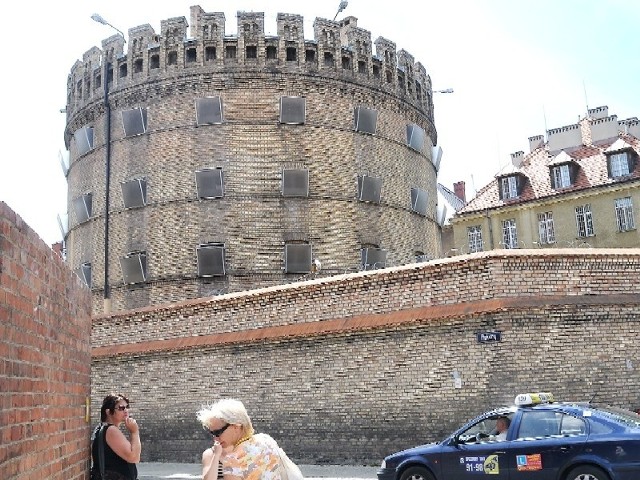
[
  {"left": 196, "top": 398, "right": 300, "bottom": 480},
  {"left": 90, "top": 393, "right": 141, "bottom": 480}
]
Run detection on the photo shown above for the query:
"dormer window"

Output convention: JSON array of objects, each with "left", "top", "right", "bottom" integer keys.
[
  {"left": 499, "top": 175, "right": 519, "bottom": 200},
  {"left": 550, "top": 162, "right": 579, "bottom": 189},
  {"left": 608, "top": 151, "right": 633, "bottom": 178}
]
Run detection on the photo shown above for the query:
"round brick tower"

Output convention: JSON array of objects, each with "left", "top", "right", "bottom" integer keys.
[{"left": 63, "top": 6, "right": 441, "bottom": 313}]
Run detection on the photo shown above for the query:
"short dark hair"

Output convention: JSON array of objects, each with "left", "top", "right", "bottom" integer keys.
[
  {"left": 100, "top": 393, "right": 130, "bottom": 422},
  {"left": 498, "top": 416, "right": 511, "bottom": 426}
]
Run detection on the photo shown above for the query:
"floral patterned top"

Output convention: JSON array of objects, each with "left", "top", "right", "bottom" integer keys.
[{"left": 223, "top": 433, "right": 284, "bottom": 480}]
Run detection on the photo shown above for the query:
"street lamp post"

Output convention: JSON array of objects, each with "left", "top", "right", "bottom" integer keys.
[
  {"left": 333, "top": 1, "right": 348, "bottom": 21},
  {"left": 91, "top": 13, "right": 125, "bottom": 312}
]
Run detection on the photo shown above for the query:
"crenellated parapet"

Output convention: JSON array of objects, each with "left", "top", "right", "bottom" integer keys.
[{"left": 65, "top": 6, "right": 433, "bottom": 120}]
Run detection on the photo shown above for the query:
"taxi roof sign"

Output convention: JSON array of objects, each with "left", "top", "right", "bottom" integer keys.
[{"left": 515, "top": 392, "right": 554, "bottom": 406}]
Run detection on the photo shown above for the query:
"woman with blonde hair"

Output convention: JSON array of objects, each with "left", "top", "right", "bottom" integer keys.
[{"left": 196, "top": 398, "right": 302, "bottom": 480}]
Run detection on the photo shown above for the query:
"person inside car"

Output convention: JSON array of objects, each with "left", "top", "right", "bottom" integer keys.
[{"left": 494, "top": 416, "right": 511, "bottom": 441}]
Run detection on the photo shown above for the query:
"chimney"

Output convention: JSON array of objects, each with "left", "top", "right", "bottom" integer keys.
[
  {"left": 528, "top": 135, "right": 544, "bottom": 152},
  {"left": 588, "top": 105, "right": 608, "bottom": 120},
  {"left": 51, "top": 242, "right": 64, "bottom": 258},
  {"left": 620, "top": 117, "right": 640, "bottom": 139},
  {"left": 453, "top": 181, "right": 466, "bottom": 203},
  {"left": 510, "top": 151, "right": 524, "bottom": 168}
]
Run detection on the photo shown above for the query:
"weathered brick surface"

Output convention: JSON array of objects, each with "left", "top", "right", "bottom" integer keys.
[
  {"left": 0, "top": 202, "right": 93, "bottom": 480},
  {"left": 63, "top": 9, "right": 438, "bottom": 314},
  {"left": 91, "top": 249, "right": 640, "bottom": 464}
]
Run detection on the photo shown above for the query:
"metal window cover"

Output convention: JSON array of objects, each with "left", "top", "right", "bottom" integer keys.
[
  {"left": 78, "top": 262, "right": 92, "bottom": 287},
  {"left": 406, "top": 124, "right": 425, "bottom": 152},
  {"left": 72, "top": 193, "right": 92, "bottom": 223},
  {"left": 121, "top": 178, "right": 147, "bottom": 208},
  {"left": 357, "top": 175, "right": 382, "bottom": 203},
  {"left": 411, "top": 187, "right": 428, "bottom": 216},
  {"left": 122, "top": 107, "right": 148, "bottom": 137},
  {"left": 282, "top": 168, "right": 309, "bottom": 197},
  {"left": 354, "top": 106, "right": 377, "bottom": 134},
  {"left": 195, "top": 97, "right": 223, "bottom": 125},
  {"left": 279, "top": 96, "right": 306, "bottom": 125},
  {"left": 361, "top": 247, "right": 387, "bottom": 270},
  {"left": 284, "top": 244, "right": 312, "bottom": 273},
  {"left": 196, "top": 244, "right": 226, "bottom": 277},
  {"left": 74, "top": 127, "right": 94, "bottom": 156},
  {"left": 195, "top": 168, "right": 224, "bottom": 199},
  {"left": 120, "top": 252, "right": 147, "bottom": 285}
]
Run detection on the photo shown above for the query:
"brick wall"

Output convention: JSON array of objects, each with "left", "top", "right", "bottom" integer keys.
[
  {"left": 0, "top": 202, "right": 93, "bottom": 480},
  {"left": 91, "top": 248, "right": 640, "bottom": 464}
]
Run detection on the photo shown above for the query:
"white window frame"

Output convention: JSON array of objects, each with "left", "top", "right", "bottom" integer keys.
[
  {"left": 537, "top": 212, "right": 556, "bottom": 244},
  {"left": 552, "top": 164, "right": 571, "bottom": 189},
  {"left": 575, "top": 204, "right": 594, "bottom": 238},
  {"left": 615, "top": 197, "right": 635, "bottom": 232},
  {"left": 610, "top": 152, "right": 630, "bottom": 178},
  {"left": 501, "top": 176, "right": 518, "bottom": 199},
  {"left": 467, "top": 225, "right": 483, "bottom": 253},
  {"left": 501, "top": 219, "right": 518, "bottom": 249}
]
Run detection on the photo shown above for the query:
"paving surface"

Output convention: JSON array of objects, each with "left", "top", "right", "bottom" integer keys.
[{"left": 137, "top": 462, "right": 378, "bottom": 479}]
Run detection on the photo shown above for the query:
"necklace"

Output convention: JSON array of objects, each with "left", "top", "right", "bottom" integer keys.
[{"left": 234, "top": 433, "right": 253, "bottom": 448}]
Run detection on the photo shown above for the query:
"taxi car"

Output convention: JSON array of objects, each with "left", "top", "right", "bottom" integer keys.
[{"left": 377, "top": 393, "right": 640, "bottom": 480}]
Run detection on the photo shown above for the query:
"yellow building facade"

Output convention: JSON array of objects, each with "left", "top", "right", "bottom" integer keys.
[{"left": 451, "top": 106, "right": 640, "bottom": 253}]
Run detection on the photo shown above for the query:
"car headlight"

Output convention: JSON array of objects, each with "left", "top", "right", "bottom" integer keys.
[{"left": 380, "top": 459, "right": 386, "bottom": 468}]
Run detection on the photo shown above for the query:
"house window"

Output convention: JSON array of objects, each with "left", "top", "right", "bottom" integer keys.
[
  {"left": 195, "top": 168, "right": 224, "bottom": 199},
  {"left": 195, "top": 96, "right": 223, "bottom": 125},
  {"left": 609, "top": 152, "right": 631, "bottom": 178},
  {"left": 186, "top": 47, "right": 197, "bottom": 63},
  {"left": 196, "top": 243, "right": 225, "bottom": 276},
  {"left": 615, "top": 197, "right": 635, "bottom": 232},
  {"left": 406, "top": 124, "right": 425, "bottom": 152},
  {"left": 205, "top": 46, "right": 216, "bottom": 61},
  {"left": 467, "top": 225, "right": 483, "bottom": 253},
  {"left": 354, "top": 106, "right": 378, "bottom": 134},
  {"left": 284, "top": 243, "right": 312, "bottom": 273},
  {"left": 121, "top": 178, "right": 147, "bottom": 208},
  {"left": 282, "top": 168, "right": 309, "bottom": 197},
  {"left": 120, "top": 251, "right": 147, "bottom": 285},
  {"left": 286, "top": 47, "right": 297, "bottom": 61},
  {"left": 551, "top": 164, "right": 571, "bottom": 189},
  {"left": 361, "top": 247, "right": 387, "bottom": 270},
  {"left": 77, "top": 262, "right": 92, "bottom": 288},
  {"left": 500, "top": 176, "right": 518, "bottom": 200},
  {"left": 324, "top": 52, "right": 334, "bottom": 67},
  {"left": 305, "top": 50, "right": 316, "bottom": 62},
  {"left": 410, "top": 187, "right": 427, "bottom": 216},
  {"left": 167, "top": 51, "right": 178, "bottom": 65},
  {"left": 501, "top": 219, "right": 518, "bottom": 249},
  {"left": 245, "top": 45, "right": 257, "bottom": 59},
  {"left": 74, "top": 127, "right": 94, "bottom": 156},
  {"left": 72, "top": 193, "right": 93, "bottom": 224},
  {"left": 357, "top": 175, "right": 382, "bottom": 203},
  {"left": 150, "top": 54, "right": 160, "bottom": 69},
  {"left": 537, "top": 212, "right": 556, "bottom": 244},
  {"left": 575, "top": 204, "right": 594, "bottom": 237},
  {"left": 266, "top": 46, "right": 277, "bottom": 59},
  {"left": 279, "top": 96, "right": 305, "bottom": 124},
  {"left": 121, "top": 107, "right": 148, "bottom": 137},
  {"left": 225, "top": 46, "right": 237, "bottom": 59}
]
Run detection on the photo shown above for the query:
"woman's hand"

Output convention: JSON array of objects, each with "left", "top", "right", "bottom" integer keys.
[{"left": 124, "top": 417, "right": 139, "bottom": 435}]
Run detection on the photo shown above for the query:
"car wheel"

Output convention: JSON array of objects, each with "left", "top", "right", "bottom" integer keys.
[
  {"left": 565, "top": 465, "right": 610, "bottom": 480},
  {"left": 399, "top": 466, "right": 435, "bottom": 480}
]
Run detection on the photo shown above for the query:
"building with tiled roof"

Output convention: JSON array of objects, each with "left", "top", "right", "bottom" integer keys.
[{"left": 450, "top": 106, "right": 640, "bottom": 253}]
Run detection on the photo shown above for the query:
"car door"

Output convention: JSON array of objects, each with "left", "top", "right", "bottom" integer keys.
[
  {"left": 439, "top": 416, "right": 512, "bottom": 479},
  {"left": 507, "top": 410, "right": 587, "bottom": 480}
]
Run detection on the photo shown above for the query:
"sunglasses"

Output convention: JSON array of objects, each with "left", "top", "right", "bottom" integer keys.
[
  {"left": 115, "top": 405, "right": 130, "bottom": 411},
  {"left": 208, "top": 423, "right": 231, "bottom": 437}
]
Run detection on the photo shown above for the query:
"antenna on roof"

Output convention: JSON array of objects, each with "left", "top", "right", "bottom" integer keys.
[
  {"left": 583, "top": 80, "right": 590, "bottom": 117},
  {"left": 542, "top": 104, "right": 548, "bottom": 137}
]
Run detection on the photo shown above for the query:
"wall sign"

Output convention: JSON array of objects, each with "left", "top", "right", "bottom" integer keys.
[{"left": 477, "top": 331, "right": 502, "bottom": 343}]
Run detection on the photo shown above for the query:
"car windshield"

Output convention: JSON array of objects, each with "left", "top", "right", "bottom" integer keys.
[{"left": 590, "top": 405, "right": 640, "bottom": 428}]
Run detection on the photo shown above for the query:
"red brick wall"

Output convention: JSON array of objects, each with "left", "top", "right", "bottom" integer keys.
[
  {"left": 0, "top": 202, "right": 92, "bottom": 480},
  {"left": 91, "top": 248, "right": 640, "bottom": 464}
]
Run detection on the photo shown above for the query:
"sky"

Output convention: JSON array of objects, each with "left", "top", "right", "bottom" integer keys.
[{"left": 2, "top": 0, "right": 640, "bottom": 246}]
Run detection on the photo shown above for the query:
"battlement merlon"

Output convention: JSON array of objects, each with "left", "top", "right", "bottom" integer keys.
[{"left": 68, "top": 8, "right": 435, "bottom": 113}]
